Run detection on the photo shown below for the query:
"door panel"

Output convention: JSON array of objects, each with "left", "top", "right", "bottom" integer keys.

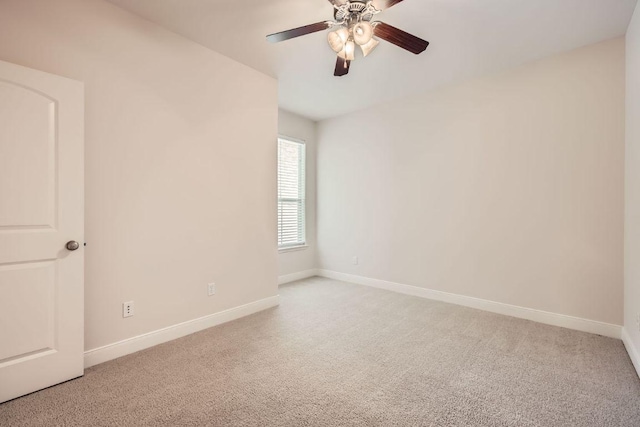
[
  {"left": 0, "top": 81, "right": 56, "bottom": 228},
  {"left": 0, "top": 260, "right": 56, "bottom": 362},
  {"left": 0, "top": 60, "right": 84, "bottom": 403}
]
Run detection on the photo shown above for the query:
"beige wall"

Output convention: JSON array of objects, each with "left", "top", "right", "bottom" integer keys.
[
  {"left": 0, "top": 0, "right": 278, "bottom": 351},
  {"left": 625, "top": 5, "right": 640, "bottom": 361},
  {"left": 278, "top": 109, "right": 318, "bottom": 277},
  {"left": 317, "top": 38, "right": 625, "bottom": 325}
]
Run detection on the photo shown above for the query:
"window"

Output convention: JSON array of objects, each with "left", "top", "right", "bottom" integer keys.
[{"left": 277, "top": 137, "right": 306, "bottom": 249}]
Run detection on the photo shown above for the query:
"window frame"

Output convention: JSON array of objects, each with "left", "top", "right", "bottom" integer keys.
[{"left": 277, "top": 135, "right": 307, "bottom": 251}]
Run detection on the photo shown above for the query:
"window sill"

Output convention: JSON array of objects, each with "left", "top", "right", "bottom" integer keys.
[{"left": 278, "top": 245, "right": 308, "bottom": 254}]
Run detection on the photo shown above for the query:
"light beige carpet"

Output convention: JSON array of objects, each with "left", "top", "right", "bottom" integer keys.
[{"left": 1, "top": 277, "right": 639, "bottom": 426}]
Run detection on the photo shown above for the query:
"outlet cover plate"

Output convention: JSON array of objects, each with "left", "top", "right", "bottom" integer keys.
[
  {"left": 123, "top": 301, "right": 134, "bottom": 318},
  {"left": 208, "top": 283, "right": 216, "bottom": 296}
]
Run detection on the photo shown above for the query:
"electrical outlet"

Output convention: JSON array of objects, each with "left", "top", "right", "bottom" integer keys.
[
  {"left": 123, "top": 301, "right": 134, "bottom": 318},
  {"left": 208, "top": 283, "right": 216, "bottom": 296},
  {"left": 353, "top": 256, "right": 359, "bottom": 265}
]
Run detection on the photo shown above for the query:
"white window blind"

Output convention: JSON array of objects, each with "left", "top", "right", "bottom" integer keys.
[{"left": 278, "top": 137, "right": 306, "bottom": 249}]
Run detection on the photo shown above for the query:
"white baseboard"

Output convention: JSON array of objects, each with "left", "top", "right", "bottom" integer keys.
[
  {"left": 622, "top": 328, "right": 640, "bottom": 378},
  {"left": 317, "top": 269, "right": 621, "bottom": 339},
  {"left": 84, "top": 295, "right": 280, "bottom": 368},
  {"left": 278, "top": 269, "right": 319, "bottom": 285}
]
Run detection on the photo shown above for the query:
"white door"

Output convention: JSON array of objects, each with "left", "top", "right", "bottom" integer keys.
[{"left": 0, "top": 60, "right": 84, "bottom": 403}]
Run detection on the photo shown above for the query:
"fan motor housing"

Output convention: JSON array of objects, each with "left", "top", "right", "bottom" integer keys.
[{"left": 334, "top": 1, "right": 378, "bottom": 22}]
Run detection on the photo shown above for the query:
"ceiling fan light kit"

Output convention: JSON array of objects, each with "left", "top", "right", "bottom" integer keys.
[
  {"left": 266, "top": 0, "right": 429, "bottom": 77},
  {"left": 360, "top": 38, "right": 380, "bottom": 57},
  {"left": 352, "top": 22, "right": 374, "bottom": 46},
  {"left": 328, "top": 27, "right": 349, "bottom": 52}
]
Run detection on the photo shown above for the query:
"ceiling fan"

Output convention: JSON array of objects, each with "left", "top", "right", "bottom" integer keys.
[{"left": 266, "top": 0, "right": 429, "bottom": 77}]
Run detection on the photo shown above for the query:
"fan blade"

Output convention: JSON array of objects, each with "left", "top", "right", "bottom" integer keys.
[
  {"left": 373, "top": 0, "right": 404, "bottom": 10},
  {"left": 373, "top": 22, "right": 429, "bottom": 54},
  {"left": 327, "top": 0, "right": 347, "bottom": 6},
  {"left": 334, "top": 57, "right": 351, "bottom": 77},
  {"left": 267, "top": 22, "right": 331, "bottom": 43}
]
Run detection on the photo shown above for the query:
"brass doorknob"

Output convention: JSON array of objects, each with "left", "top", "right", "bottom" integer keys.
[{"left": 66, "top": 241, "right": 80, "bottom": 251}]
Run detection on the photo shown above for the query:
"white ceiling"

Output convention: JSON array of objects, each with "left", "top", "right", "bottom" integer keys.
[{"left": 107, "top": 0, "right": 637, "bottom": 121}]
